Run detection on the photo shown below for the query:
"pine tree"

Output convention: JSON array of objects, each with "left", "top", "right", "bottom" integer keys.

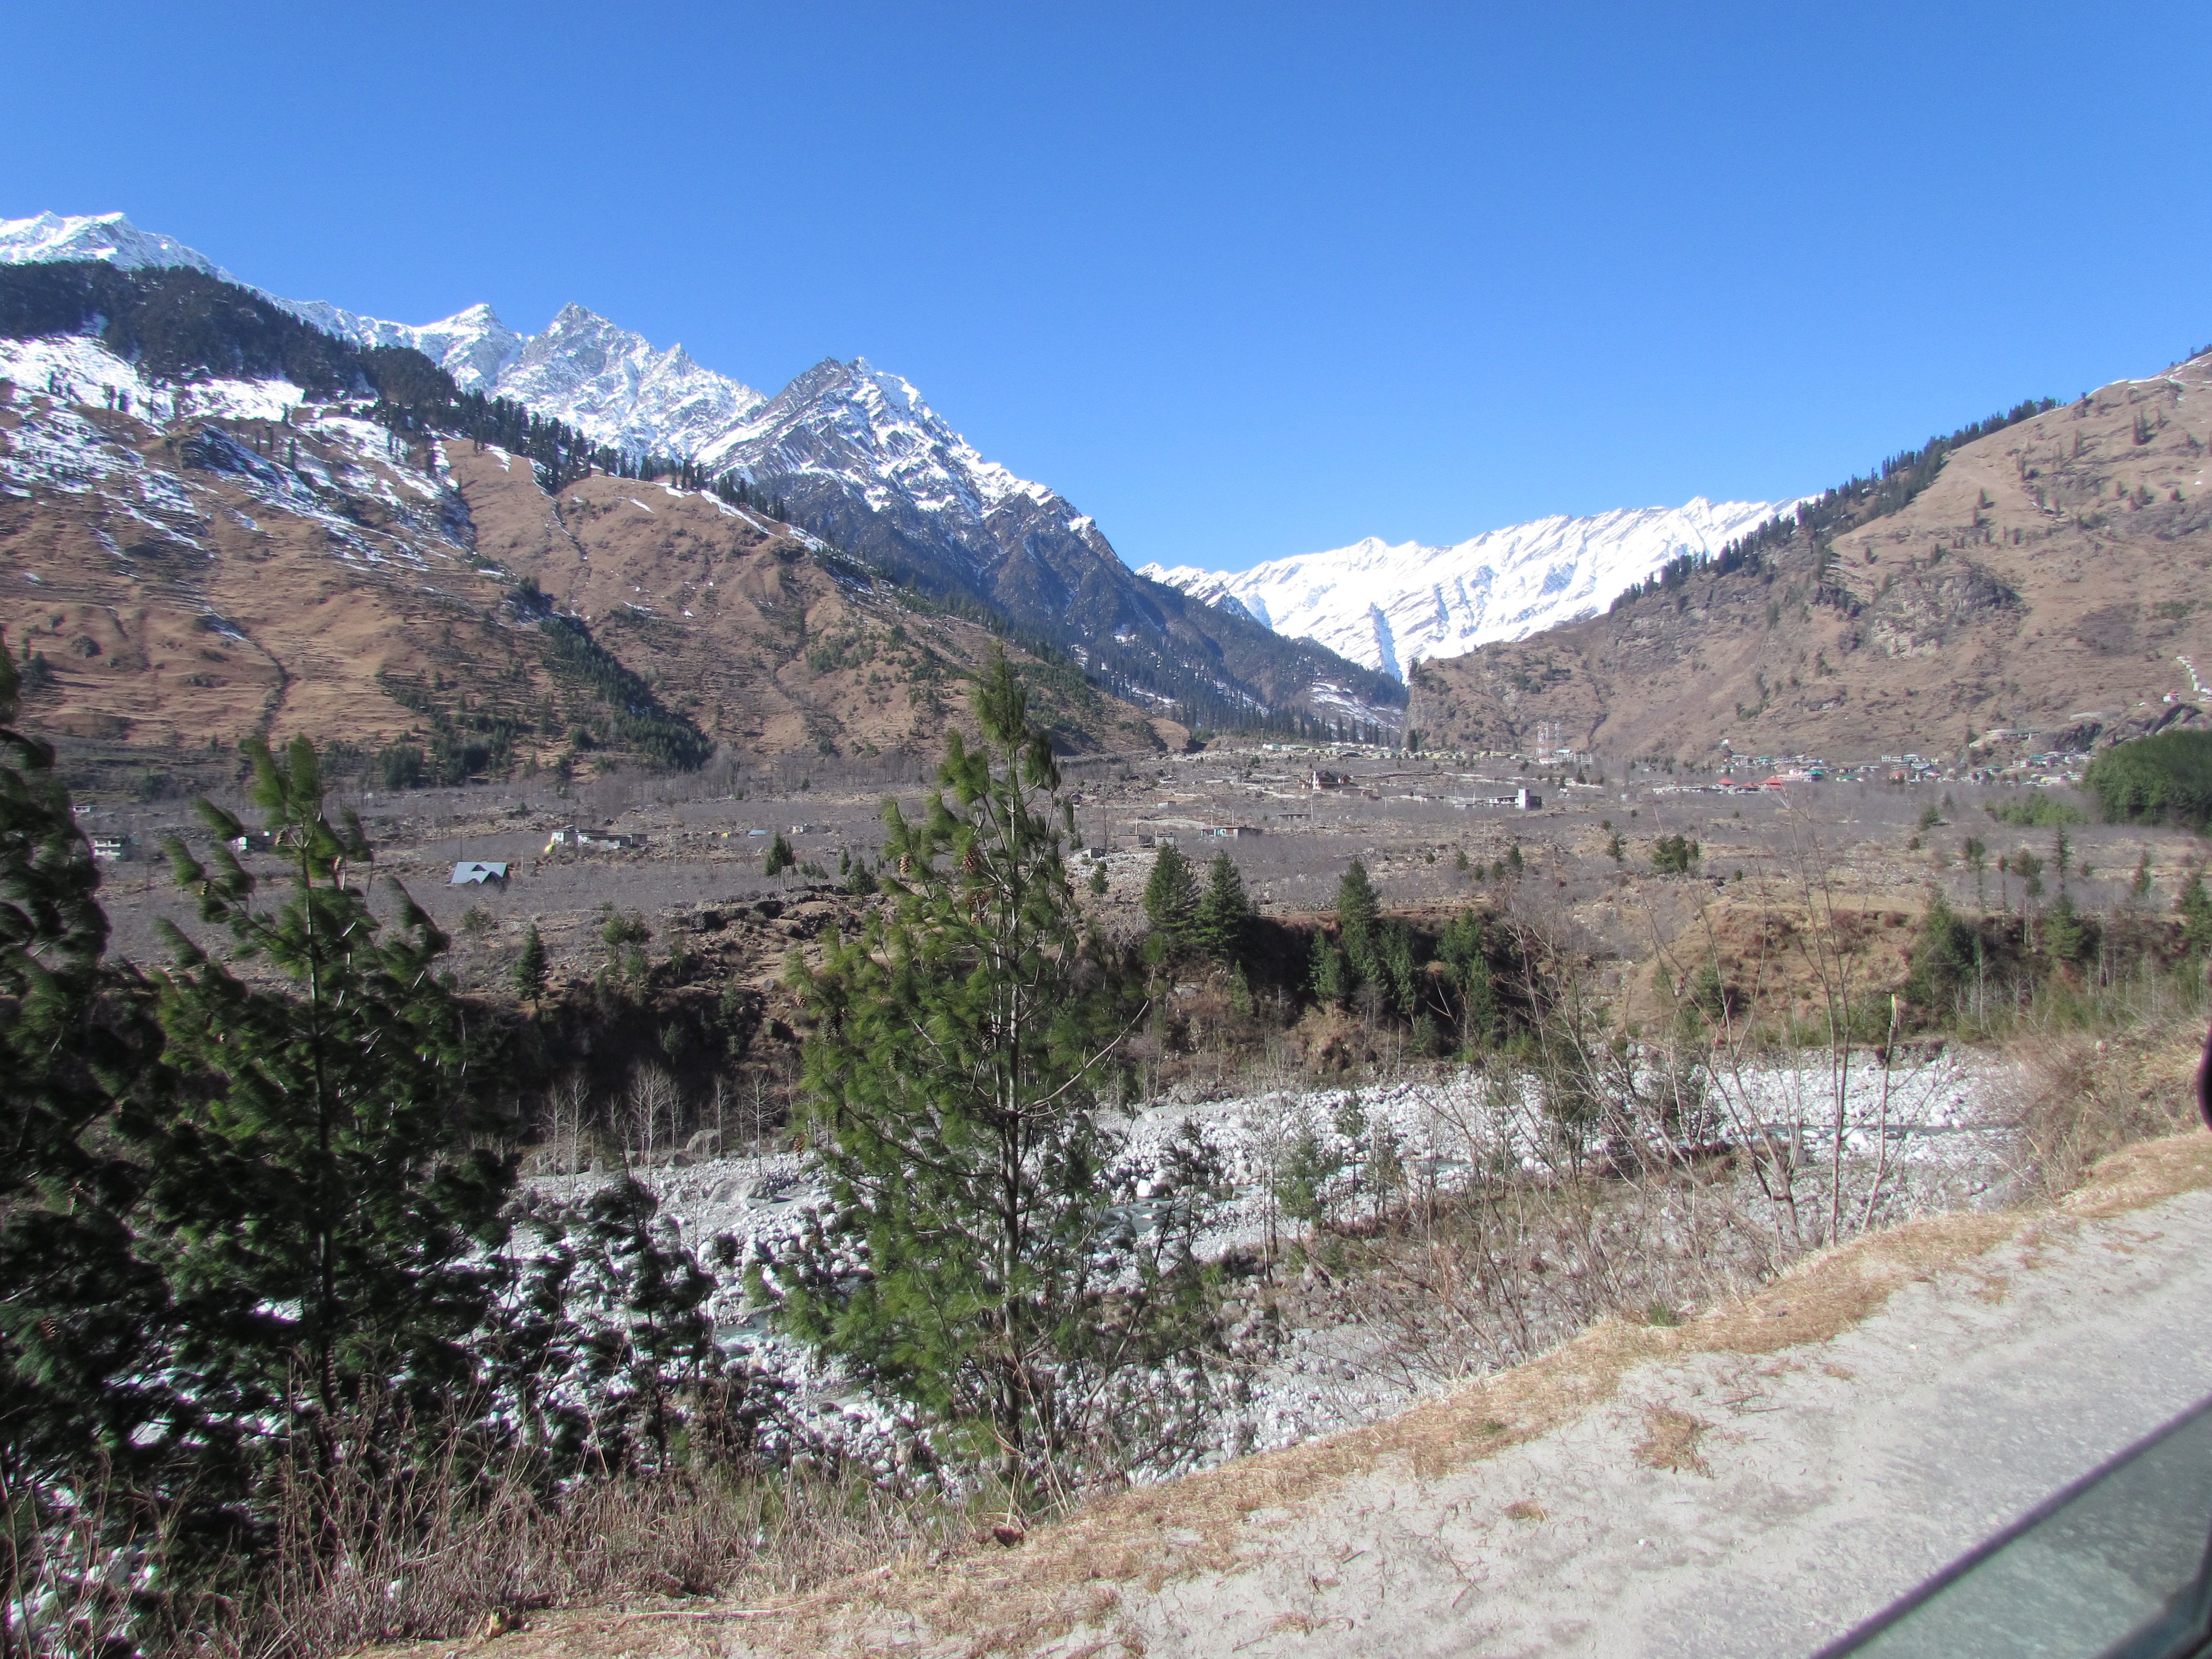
[
  {"left": 1334, "top": 858, "right": 1381, "bottom": 982},
  {"left": 2179, "top": 869, "right": 2212, "bottom": 958},
  {"left": 1142, "top": 844, "right": 1199, "bottom": 944},
  {"left": 776, "top": 651, "right": 1223, "bottom": 1491},
  {"left": 146, "top": 738, "right": 515, "bottom": 1462},
  {"left": 764, "top": 832, "right": 796, "bottom": 877},
  {"left": 0, "top": 647, "right": 186, "bottom": 1581},
  {"left": 515, "top": 920, "right": 549, "bottom": 1008},
  {"left": 1437, "top": 909, "right": 1498, "bottom": 1050},
  {"left": 1194, "top": 852, "right": 1252, "bottom": 965}
]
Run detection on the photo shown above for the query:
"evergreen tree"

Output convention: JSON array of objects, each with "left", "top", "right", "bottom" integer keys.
[
  {"left": 775, "top": 652, "right": 1222, "bottom": 1491},
  {"left": 146, "top": 738, "right": 514, "bottom": 1463},
  {"left": 1142, "top": 843, "right": 1200, "bottom": 945},
  {"left": 1437, "top": 909, "right": 1499, "bottom": 1050},
  {"left": 1194, "top": 852, "right": 1252, "bottom": 965},
  {"left": 515, "top": 920, "right": 549, "bottom": 1008},
  {"left": 1309, "top": 932, "right": 1349, "bottom": 1007},
  {"left": 0, "top": 647, "right": 187, "bottom": 1594},
  {"left": 764, "top": 832, "right": 796, "bottom": 877},
  {"left": 1334, "top": 858, "right": 1381, "bottom": 982},
  {"left": 2179, "top": 869, "right": 2212, "bottom": 959}
]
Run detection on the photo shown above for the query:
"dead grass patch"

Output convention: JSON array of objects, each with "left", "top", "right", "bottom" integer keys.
[
  {"left": 1502, "top": 1499, "right": 1547, "bottom": 1523},
  {"left": 1632, "top": 1406, "right": 1713, "bottom": 1476}
]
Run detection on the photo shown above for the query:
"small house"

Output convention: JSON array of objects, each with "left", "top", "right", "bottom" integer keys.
[{"left": 450, "top": 861, "right": 509, "bottom": 887}]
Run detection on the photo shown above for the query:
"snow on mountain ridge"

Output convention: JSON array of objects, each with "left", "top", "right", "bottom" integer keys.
[
  {"left": 1141, "top": 496, "right": 1792, "bottom": 679},
  {"left": 0, "top": 210, "right": 232, "bottom": 279},
  {"left": 0, "top": 212, "right": 763, "bottom": 462},
  {"left": 699, "top": 356, "right": 1062, "bottom": 531}
]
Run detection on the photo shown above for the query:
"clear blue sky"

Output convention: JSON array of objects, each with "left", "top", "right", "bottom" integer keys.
[{"left": 9, "top": 1, "right": 2209, "bottom": 572}]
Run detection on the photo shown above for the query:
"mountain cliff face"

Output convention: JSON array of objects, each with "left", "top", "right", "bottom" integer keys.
[
  {"left": 1405, "top": 351, "right": 2212, "bottom": 763},
  {"left": 0, "top": 297, "right": 1165, "bottom": 775},
  {"left": 1141, "top": 497, "right": 1786, "bottom": 679},
  {"left": 0, "top": 212, "right": 1395, "bottom": 729}
]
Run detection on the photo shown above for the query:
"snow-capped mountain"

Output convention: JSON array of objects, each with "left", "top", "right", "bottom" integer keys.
[
  {"left": 701, "top": 357, "right": 1066, "bottom": 558},
  {"left": 0, "top": 209, "right": 233, "bottom": 279},
  {"left": 0, "top": 212, "right": 760, "bottom": 464},
  {"left": 0, "top": 208, "right": 1401, "bottom": 722},
  {"left": 496, "top": 303, "right": 765, "bottom": 459},
  {"left": 1141, "top": 497, "right": 1791, "bottom": 679}
]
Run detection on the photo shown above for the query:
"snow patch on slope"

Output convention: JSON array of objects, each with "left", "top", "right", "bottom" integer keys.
[{"left": 1142, "top": 497, "right": 1792, "bottom": 678}]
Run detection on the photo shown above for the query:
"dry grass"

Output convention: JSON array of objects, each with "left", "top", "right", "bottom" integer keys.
[
  {"left": 324, "top": 1023, "right": 2212, "bottom": 1659},
  {"left": 2013, "top": 1013, "right": 2205, "bottom": 1202},
  {"left": 681, "top": 1123, "right": 2212, "bottom": 1657},
  {"left": 1632, "top": 1406, "right": 1713, "bottom": 1477},
  {"left": 173, "top": 1459, "right": 962, "bottom": 1659}
]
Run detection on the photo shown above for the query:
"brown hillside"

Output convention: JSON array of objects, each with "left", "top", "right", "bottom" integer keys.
[
  {"left": 1408, "top": 349, "right": 2212, "bottom": 762},
  {"left": 0, "top": 387, "right": 1162, "bottom": 772}
]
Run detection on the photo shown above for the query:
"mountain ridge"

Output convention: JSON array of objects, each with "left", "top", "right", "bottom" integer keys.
[
  {"left": 1142, "top": 496, "right": 1790, "bottom": 678},
  {"left": 0, "top": 210, "right": 1398, "bottom": 730},
  {"left": 1404, "top": 350, "right": 2212, "bottom": 762}
]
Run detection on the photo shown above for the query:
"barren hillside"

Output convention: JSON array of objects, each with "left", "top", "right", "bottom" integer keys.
[
  {"left": 1407, "top": 349, "right": 2212, "bottom": 762},
  {"left": 0, "top": 370, "right": 1167, "bottom": 777}
]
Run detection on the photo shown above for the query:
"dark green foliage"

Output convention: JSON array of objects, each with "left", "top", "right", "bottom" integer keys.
[
  {"left": 1650, "top": 834, "right": 1700, "bottom": 875},
  {"left": 2179, "top": 870, "right": 2212, "bottom": 959},
  {"left": 775, "top": 652, "right": 1223, "bottom": 1489},
  {"left": 0, "top": 647, "right": 187, "bottom": 1585},
  {"left": 147, "top": 738, "right": 515, "bottom": 1446},
  {"left": 2084, "top": 732, "right": 2212, "bottom": 832},
  {"left": 376, "top": 740, "right": 428, "bottom": 790},
  {"left": 1272, "top": 1119, "right": 1344, "bottom": 1236},
  {"left": 515, "top": 922, "right": 549, "bottom": 1006},
  {"left": 535, "top": 614, "right": 713, "bottom": 772},
  {"left": 1437, "top": 909, "right": 1500, "bottom": 1049},
  {"left": 1905, "top": 893, "right": 1981, "bottom": 1010},
  {"left": 1142, "top": 844, "right": 1200, "bottom": 944},
  {"left": 763, "top": 833, "right": 796, "bottom": 877},
  {"left": 1334, "top": 859, "right": 1380, "bottom": 968},
  {"left": 0, "top": 261, "right": 438, "bottom": 401},
  {"left": 492, "top": 1178, "right": 738, "bottom": 1471},
  {"left": 1194, "top": 853, "right": 1252, "bottom": 965},
  {"left": 1984, "top": 794, "right": 2089, "bottom": 829},
  {"left": 2043, "top": 893, "right": 2094, "bottom": 966},
  {"left": 1309, "top": 933, "right": 1349, "bottom": 1006}
]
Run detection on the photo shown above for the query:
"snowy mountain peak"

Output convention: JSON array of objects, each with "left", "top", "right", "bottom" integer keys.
[
  {"left": 1141, "top": 495, "right": 1793, "bottom": 679},
  {"left": 705, "top": 356, "right": 1061, "bottom": 527},
  {"left": 488, "top": 303, "right": 765, "bottom": 458},
  {"left": 0, "top": 210, "right": 229, "bottom": 278}
]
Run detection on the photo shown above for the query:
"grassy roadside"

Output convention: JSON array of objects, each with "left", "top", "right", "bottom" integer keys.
[{"left": 357, "top": 1015, "right": 2211, "bottom": 1659}]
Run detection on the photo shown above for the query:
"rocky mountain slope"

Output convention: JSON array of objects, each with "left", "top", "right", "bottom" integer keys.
[
  {"left": 0, "top": 314, "right": 1160, "bottom": 780},
  {"left": 1405, "top": 349, "right": 2212, "bottom": 762},
  {"left": 1, "top": 212, "right": 1398, "bottom": 731},
  {"left": 1142, "top": 496, "right": 1786, "bottom": 678}
]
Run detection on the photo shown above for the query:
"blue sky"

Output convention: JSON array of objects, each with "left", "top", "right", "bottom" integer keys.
[{"left": 9, "top": 1, "right": 2209, "bottom": 572}]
